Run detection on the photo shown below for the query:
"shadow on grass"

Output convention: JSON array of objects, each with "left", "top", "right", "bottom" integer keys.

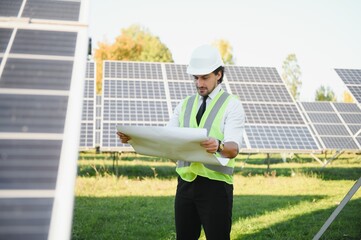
[
  {"left": 77, "top": 163, "right": 361, "bottom": 181},
  {"left": 236, "top": 167, "right": 361, "bottom": 181},
  {"left": 236, "top": 198, "right": 361, "bottom": 240},
  {"left": 72, "top": 194, "right": 324, "bottom": 240},
  {"left": 77, "top": 164, "right": 178, "bottom": 179}
]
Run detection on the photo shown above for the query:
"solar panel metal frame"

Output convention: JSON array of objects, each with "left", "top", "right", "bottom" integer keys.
[{"left": 0, "top": 1, "right": 89, "bottom": 239}]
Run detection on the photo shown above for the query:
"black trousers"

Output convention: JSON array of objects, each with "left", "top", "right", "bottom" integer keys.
[{"left": 175, "top": 175, "right": 233, "bottom": 240}]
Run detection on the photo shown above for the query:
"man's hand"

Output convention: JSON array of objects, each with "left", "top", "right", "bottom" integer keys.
[
  {"left": 200, "top": 137, "right": 218, "bottom": 154},
  {"left": 117, "top": 132, "right": 131, "bottom": 143}
]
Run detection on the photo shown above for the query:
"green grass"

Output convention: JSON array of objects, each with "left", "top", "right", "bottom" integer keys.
[{"left": 72, "top": 153, "right": 361, "bottom": 239}]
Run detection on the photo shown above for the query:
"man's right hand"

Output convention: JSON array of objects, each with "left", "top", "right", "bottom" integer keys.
[{"left": 117, "top": 132, "right": 131, "bottom": 143}]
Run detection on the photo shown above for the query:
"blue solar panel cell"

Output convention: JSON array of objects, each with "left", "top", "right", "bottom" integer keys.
[
  {"left": 0, "top": 59, "right": 73, "bottom": 90},
  {"left": 22, "top": 0, "right": 81, "bottom": 21},
  {"left": 348, "top": 125, "right": 361, "bottom": 135},
  {"left": 83, "top": 80, "right": 95, "bottom": 99},
  {"left": 0, "top": 94, "right": 68, "bottom": 133},
  {"left": 104, "top": 61, "right": 163, "bottom": 79},
  {"left": 103, "top": 79, "right": 166, "bottom": 99},
  {"left": 168, "top": 81, "right": 195, "bottom": 100},
  {"left": 0, "top": 28, "right": 13, "bottom": 52},
  {"left": 0, "top": 198, "right": 53, "bottom": 239},
  {"left": 299, "top": 101, "right": 360, "bottom": 151},
  {"left": 333, "top": 103, "right": 361, "bottom": 113},
  {"left": 340, "top": 113, "right": 361, "bottom": 124},
  {"left": 242, "top": 103, "right": 304, "bottom": 124},
  {"left": 102, "top": 99, "right": 169, "bottom": 122},
  {"left": 11, "top": 30, "right": 77, "bottom": 56},
  {"left": 0, "top": 0, "right": 22, "bottom": 17},
  {"left": 245, "top": 125, "right": 318, "bottom": 150},
  {"left": 80, "top": 123, "right": 94, "bottom": 148},
  {"left": 86, "top": 62, "right": 95, "bottom": 79},
  {"left": 307, "top": 113, "right": 342, "bottom": 124},
  {"left": 301, "top": 102, "right": 333, "bottom": 112},
  {"left": 81, "top": 99, "right": 95, "bottom": 121},
  {"left": 226, "top": 66, "right": 282, "bottom": 83},
  {"left": 165, "top": 64, "right": 193, "bottom": 80},
  {"left": 0, "top": 139, "right": 61, "bottom": 189},
  {"left": 313, "top": 124, "right": 350, "bottom": 136},
  {"left": 321, "top": 136, "right": 359, "bottom": 150},
  {"left": 347, "top": 86, "right": 361, "bottom": 103},
  {"left": 335, "top": 69, "right": 361, "bottom": 85},
  {"left": 230, "top": 83, "right": 293, "bottom": 102}
]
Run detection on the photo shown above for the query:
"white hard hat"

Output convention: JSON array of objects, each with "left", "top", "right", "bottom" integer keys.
[{"left": 186, "top": 44, "right": 224, "bottom": 75}]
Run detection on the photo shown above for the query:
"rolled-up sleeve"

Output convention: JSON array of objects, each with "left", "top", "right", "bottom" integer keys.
[
  {"left": 167, "top": 100, "right": 184, "bottom": 127},
  {"left": 223, "top": 99, "right": 245, "bottom": 151}
]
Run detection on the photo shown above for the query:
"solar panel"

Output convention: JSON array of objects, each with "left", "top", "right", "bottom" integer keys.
[
  {"left": 0, "top": 0, "right": 23, "bottom": 17},
  {"left": 0, "top": 1, "right": 89, "bottom": 239},
  {"left": 298, "top": 101, "right": 361, "bottom": 151},
  {"left": 79, "top": 61, "right": 96, "bottom": 150},
  {"left": 103, "top": 79, "right": 166, "bottom": 99},
  {"left": 226, "top": 66, "right": 283, "bottom": 83},
  {"left": 335, "top": 69, "right": 361, "bottom": 103},
  {"left": 224, "top": 67, "right": 319, "bottom": 153},
  {"left": 346, "top": 86, "right": 361, "bottom": 103},
  {"left": 98, "top": 62, "right": 319, "bottom": 153},
  {"left": 95, "top": 94, "right": 102, "bottom": 147},
  {"left": 168, "top": 81, "right": 195, "bottom": 100},
  {"left": 100, "top": 61, "right": 169, "bottom": 151},
  {"left": 229, "top": 83, "right": 293, "bottom": 102},
  {"left": 104, "top": 61, "right": 163, "bottom": 79},
  {"left": 242, "top": 103, "right": 305, "bottom": 125},
  {"left": 245, "top": 125, "right": 318, "bottom": 150},
  {"left": 22, "top": 0, "right": 81, "bottom": 21},
  {"left": 164, "top": 63, "right": 193, "bottom": 81},
  {"left": 165, "top": 64, "right": 196, "bottom": 106}
]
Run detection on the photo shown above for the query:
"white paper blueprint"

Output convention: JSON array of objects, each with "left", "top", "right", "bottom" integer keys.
[{"left": 116, "top": 125, "right": 229, "bottom": 166}]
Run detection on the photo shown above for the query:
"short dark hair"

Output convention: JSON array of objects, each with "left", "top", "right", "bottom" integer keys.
[{"left": 213, "top": 66, "right": 225, "bottom": 84}]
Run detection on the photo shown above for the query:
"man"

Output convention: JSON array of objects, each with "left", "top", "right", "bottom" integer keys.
[{"left": 117, "top": 44, "right": 245, "bottom": 240}]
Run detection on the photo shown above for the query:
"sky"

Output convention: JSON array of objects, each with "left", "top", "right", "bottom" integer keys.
[{"left": 88, "top": 0, "right": 361, "bottom": 102}]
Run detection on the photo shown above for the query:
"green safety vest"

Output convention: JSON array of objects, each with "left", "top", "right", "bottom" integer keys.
[{"left": 176, "top": 89, "right": 236, "bottom": 185}]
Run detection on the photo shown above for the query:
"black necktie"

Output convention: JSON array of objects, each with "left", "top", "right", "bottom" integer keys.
[{"left": 196, "top": 95, "right": 208, "bottom": 125}]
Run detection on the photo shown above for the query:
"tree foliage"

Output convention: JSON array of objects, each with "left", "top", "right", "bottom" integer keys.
[
  {"left": 343, "top": 91, "right": 354, "bottom": 103},
  {"left": 282, "top": 54, "right": 302, "bottom": 100},
  {"left": 212, "top": 39, "right": 235, "bottom": 65},
  {"left": 93, "top": 24, "right": 173, "bottom": 93},
  {"left": 315, "top": 85, "right": 337, "bottom": 101}
]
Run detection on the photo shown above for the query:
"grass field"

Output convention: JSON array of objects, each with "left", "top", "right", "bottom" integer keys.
[{"left": 72, "top": 153, "right": 361, "bottom": 240}]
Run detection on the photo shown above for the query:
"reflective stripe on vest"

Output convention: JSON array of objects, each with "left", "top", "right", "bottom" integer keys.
[
  {"left": 177, "top": 91, "right": 234, "bottom": 175},
  {"left": 183, "top": 95, "right": 196, "bottom": 128}
]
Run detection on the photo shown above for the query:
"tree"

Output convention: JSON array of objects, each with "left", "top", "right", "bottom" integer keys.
[
  {"left": 212, "top": 39, "right": 235, "bottom": 65},
  {"left": 315, "top": 85, "right": 337, "bottom": 101},
  {"left": 93, "top": 24, "right": 173, "bottom": 93},
  {"left": 343, "top": 91, "right": 354, "bottom": 103},
  {"left": 282, "top": 54, "right": 302, "bottom": 100}
]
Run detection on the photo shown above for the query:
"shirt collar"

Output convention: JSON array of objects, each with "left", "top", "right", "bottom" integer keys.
[{"left": 198, "top": 84, "right": 222, "bottom": 101}]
